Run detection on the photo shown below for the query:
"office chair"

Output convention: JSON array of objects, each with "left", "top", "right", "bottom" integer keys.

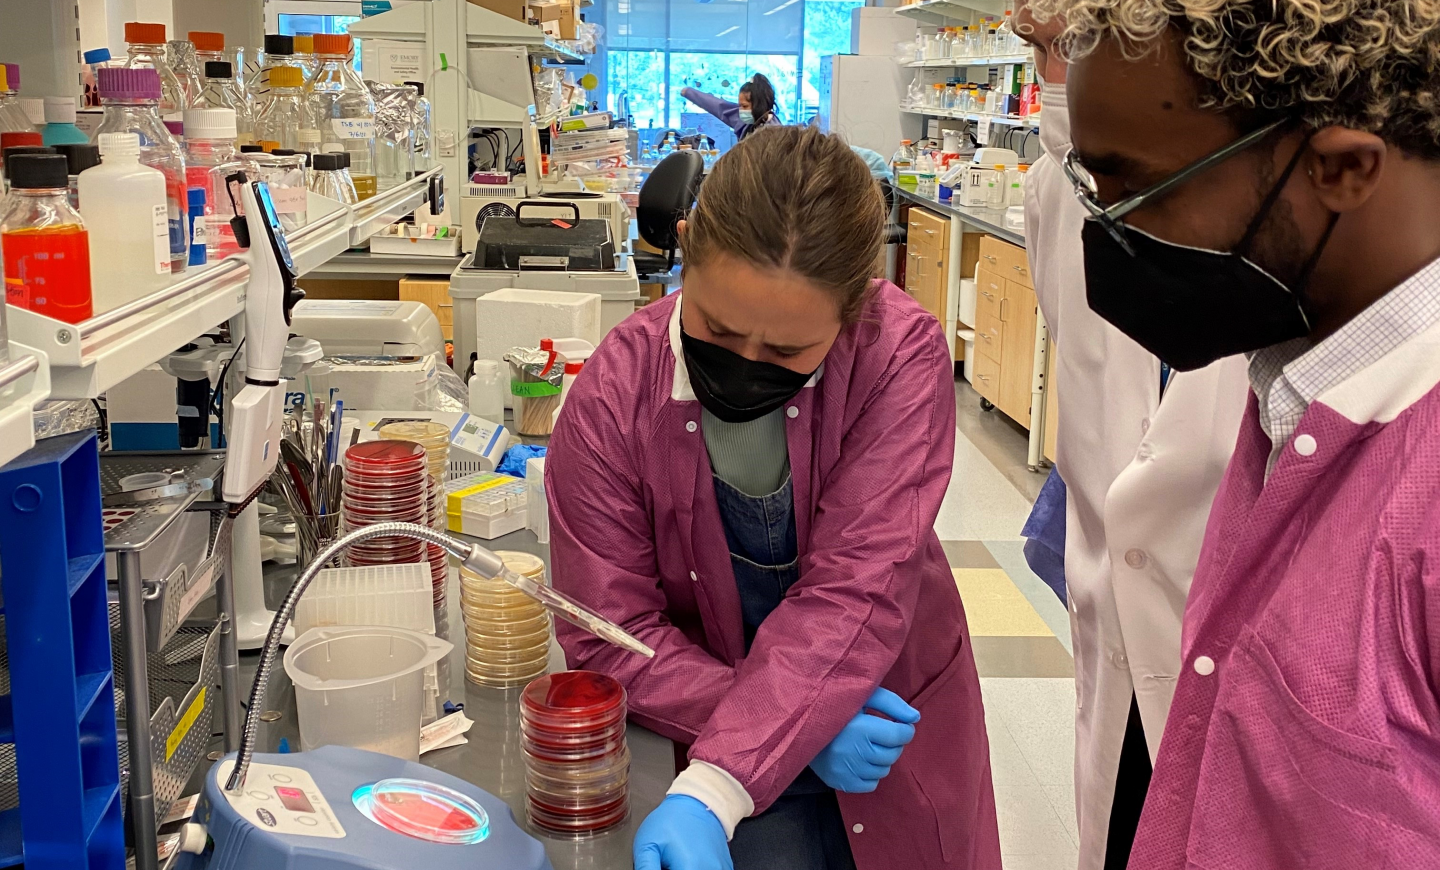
[{"left": 632, "top": 149, "right": 705, "bottom": 280}]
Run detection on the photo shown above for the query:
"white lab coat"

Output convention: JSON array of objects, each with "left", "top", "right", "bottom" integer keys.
[{"left": 1022, "top": 80, "right": 1249, "bottom": 870}]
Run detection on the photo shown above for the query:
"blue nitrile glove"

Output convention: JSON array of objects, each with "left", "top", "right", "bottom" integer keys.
[
  {"left": 808, "top": 687, "right": 920, "bottom": 793},
  {"left": 634, "top": 795, "right": 733, "bottom": 870}
]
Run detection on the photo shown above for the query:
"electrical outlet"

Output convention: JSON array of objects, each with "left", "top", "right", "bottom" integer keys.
[{"left": 437, "top": 130, "right": 458, "bottom": 157}]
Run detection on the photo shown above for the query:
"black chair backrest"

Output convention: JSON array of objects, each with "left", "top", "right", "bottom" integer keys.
[{"left": 637, "top": 150, "right": 705, "bottom": 252}]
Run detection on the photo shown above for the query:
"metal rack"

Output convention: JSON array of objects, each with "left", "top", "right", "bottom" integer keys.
[{"left": 99, "top": 452, "right": 239, "bottom": 870}]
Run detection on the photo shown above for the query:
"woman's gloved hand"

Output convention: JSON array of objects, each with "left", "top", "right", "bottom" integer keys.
[
  {"left": 633, "top": 795, "right": 734, "bottom": 870},
  {"left": 808, "top": 687, "right": 920, "bottom": 793}
]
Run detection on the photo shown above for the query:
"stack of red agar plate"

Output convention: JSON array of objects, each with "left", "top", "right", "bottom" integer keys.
[
  {"left": 341, "top": 441, "right": 429, "bottom": 569},
  {"left": 521, "top": 671, "right": 630, "bottom": 837}
]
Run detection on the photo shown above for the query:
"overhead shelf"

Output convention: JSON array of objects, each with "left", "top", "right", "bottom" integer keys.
[
  {"left": 895, "top": 0, "right": 1008, "bottom": 23},
  {"left": 348, "top": 1, "right": 584, "bottom": 60},
  {"left": 906, "top": 54, "right": 1031, "bottom": 68},
  {"left": 6, "top": 168, "right": 441, "bottom": 401},
  {"left": 902, "top": 106, "right": 1041, "bottom": 128}
]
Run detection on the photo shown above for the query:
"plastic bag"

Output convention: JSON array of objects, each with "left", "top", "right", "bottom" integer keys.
[{"left": 33, "top": 399, "right": 100, "bottom": 441}]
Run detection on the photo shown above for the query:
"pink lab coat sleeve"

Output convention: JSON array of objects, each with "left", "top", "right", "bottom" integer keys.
[
  {"left": 689, "top": 318, "right": 958, "bottom": 812},
  {"left": 546, "top": 352, "right": 737, "bottom": 743}
]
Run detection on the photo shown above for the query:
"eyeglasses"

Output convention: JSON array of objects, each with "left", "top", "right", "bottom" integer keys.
[{"left": 1061, "top": 117, "right": 1290, "bottom": 255}]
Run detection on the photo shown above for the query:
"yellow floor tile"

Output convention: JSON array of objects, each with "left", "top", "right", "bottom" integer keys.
[{"left": 954, "top": 568, "right": 1055, "bottom": 637}]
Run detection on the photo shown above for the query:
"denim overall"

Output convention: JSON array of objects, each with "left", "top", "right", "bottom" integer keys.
[{"left": 712, "top": 472, "right": 858, "bottom": 870}]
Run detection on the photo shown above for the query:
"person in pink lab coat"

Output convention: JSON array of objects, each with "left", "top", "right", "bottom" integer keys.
[
  {"left": 1028, "top": 0, "right": 1440, "bottom": 864},
  {"left": 546, "top": 125, "right": 1001, "bottom": 870}
]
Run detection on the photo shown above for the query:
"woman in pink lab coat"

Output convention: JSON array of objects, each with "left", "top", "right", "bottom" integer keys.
[{"left": 546, "top": 125, "right": 1001, "bottom": 870}]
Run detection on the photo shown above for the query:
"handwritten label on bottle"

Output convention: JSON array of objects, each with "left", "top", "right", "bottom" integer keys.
[
  {"left": 269, "top": 184, "right": 307, "bottom": 215},
  {"left": 153, "top": 204, "right": 171, "bottom": 274},
  {"left": 331, "top": 118, "right": 375, "bottom": 139}
]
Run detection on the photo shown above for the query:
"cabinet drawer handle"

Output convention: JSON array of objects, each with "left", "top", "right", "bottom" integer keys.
[
  {"left": 980, "top": 290, "right": 994, "bottom": 299},
  {"left": 982, "top": 254, "right": 997, "bottom": 263},
  {"left": 924, "top": 229, "right": 936, "bottom": 235},
  {"left": 999, "top": 297, "right": 1010, "bottom": 322},
  {"left": 1012, "top": 265, "right": 1028, "bottom": 275}
]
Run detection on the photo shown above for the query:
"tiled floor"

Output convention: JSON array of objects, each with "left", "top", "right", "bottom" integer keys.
[{"left": 940, "top": 382, "right": 1079, "bottom": 869}]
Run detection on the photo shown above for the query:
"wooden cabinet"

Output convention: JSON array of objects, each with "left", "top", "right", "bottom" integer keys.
[
  {"left": 904, "top": 208, "right": 950, "bottom": 327},
  {"left": 973, "top": 236, "right": 1042, "bottom": 430},
  {"left": 999, "top": 277, "right": 1038, "bottom": 428},
  {"left": 974, "top": 268, "right": 1005, "bottom": 362}
]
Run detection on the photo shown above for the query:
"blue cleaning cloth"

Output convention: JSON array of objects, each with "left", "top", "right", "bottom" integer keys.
[
  {"left": 498, "top": 444, "right": 547, "bottom": 478},
  {"left": 851, "top": 146, "right": 893, "bottom": 182},
  {"left": 1021, "top": 467, "right": 1068, "bottom": 604}
]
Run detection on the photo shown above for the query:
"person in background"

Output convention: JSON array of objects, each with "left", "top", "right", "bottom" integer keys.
[
  {"left": 682, "top": 73, "right": 782, "bottom": 142},
  {"left": 1012, "top": 2, "right": 1249, "bottom": 868},
  {"left": 547, "top": 126, "right": 1000, "bottom": 870},
  {"left": 1031, "top": 0, "right": 1440, "bottom": 864}
]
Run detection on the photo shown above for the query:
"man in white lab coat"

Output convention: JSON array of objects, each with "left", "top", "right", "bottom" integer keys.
[{"left": 1013, "top": 7, "right": 1250, "bottom": 869}]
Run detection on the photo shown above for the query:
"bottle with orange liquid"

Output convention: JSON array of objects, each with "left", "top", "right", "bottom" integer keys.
[{"left": 2, "top": 153, "right": 93, "bottom": 323}]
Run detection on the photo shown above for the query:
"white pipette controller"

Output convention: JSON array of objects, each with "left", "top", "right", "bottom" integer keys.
[{"left": 221, "top": 176, "right": 306, "bottom": 503}]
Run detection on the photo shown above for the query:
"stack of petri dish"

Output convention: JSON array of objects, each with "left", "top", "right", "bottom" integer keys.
[
  {"left": 342, "top": 440, "right": 429, "bottom": 569},
  {"left": 521, "top": 671, "right": 630, "bottom": 837},
  {"left": 377, "top": 421, "right": 451, "bottom": 605},
  {"left": 460, "top": 551, "right": 551, "bottom": 688}
]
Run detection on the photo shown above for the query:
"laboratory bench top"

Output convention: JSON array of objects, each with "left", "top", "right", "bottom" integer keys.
[
  {"left": 893, "top": 186, "right": 1027, "bottom": 248},
  {"left": 240, "top": 526, "right": 672, "bottom": 870}
]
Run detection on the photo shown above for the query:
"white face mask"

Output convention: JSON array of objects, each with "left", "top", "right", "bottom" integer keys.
[{"left": 1037, "top": 76, "right": 1071, "bottom": 158}]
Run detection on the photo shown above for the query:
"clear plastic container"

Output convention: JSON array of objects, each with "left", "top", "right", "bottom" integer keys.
[
  {"left": 199, "top": 61, "right": 254, "bottom": 147},
  {"left": 168, "top": 39, "right": 206, "bottom": 108},
  {"left": 468, "top": 359, "right": 507, "bottom": 423},
  {"left": 1008, "top": 165, "right": 1028, "bottom": 207},
  {"left": 79, "top": 132, "right": 171, "bottom": 313},
  {"left": 0, "top": 65, "right": 34, "bottom": 134},
  {"left": 367, "top": 779, "right": 490, "bottom": 845},
  {"left": 307, "top": 34, "right": 377, "bottom": 199},
  {"left": 238, "top": 147, "right": 308, "bottom": 233},
  {"left": 184, "top": 108, "right": 244, "bottom": 259},
  {"left": 94, "top": 66, "right": 190, "bottom": 273},
  {"left": 2, "top": 154, "right": 92, "bottom": 324},
  {"left": 986, "top": 163, "right": 1007, "bottom": 207},
  {"left": 254, "top": 65, "right": 310, "bottom": 153},
  {"left": 82, "top": 50, "right": 117, "bottom": 109},
  {"left": 283, "top": 625, "right": 451, "bottom": 760},
  {"left": 308, "top": 151, "right": 358, "bottom": 204},
  {"left": 405, "top": 81, "right": 432, "bottom": 172},
  {"left": 122, "top": 22, "right": 189, "bottom": 119}
]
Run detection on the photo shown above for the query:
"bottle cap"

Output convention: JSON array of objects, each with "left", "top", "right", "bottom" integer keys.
[
  {"left": 313, "top": 33, "right": 353, "bottom": 56},
  {"left": 540, "top": 338, "right": 554, "bottom": 351},
  {"left": 19, "top": 99, "right": 44, "bottom": 127},
  {"left": 474, "top": 358, "right": 501, "bottom": 377},
  {"left": 205, "top": 60, "right": 233, "bottom": 79},
  {"left": 337, "top": 150, "right": 352, "bottom": 169},
  {"left": 97, "top": 67, "right": 162, "bottom": 102},
  {"left": 268, "top": 66, "right": 303, "bottom": 89},
  {"left": 189, "top": 31, "right": 225, "bottom": 52},
  {"left": 0, "top": 66, "right": 7, "bottom": 94},
  {"left": 0, "top": 131, "right": 41, "bottom": 150},
  {"left": 97, "top": 132, "right": 141, "bottom": 159},
  {"left": 2, "top": 145, "right": 53, "bottom": 179},
  {"left": 403, "top": 80, "right": 425, "bottom": 96},
  {"left": 54, "top": 143, "right": 101, "bottom": 175},
  {"left": 125, "top": 21, "right": 167, "bottom": 44},
  {"left": 4, "top": 63, "right": 19, "bottom": 90},
  {"left": 184, "top": 107, "right": 237, "bottom": 140},
  {"left": 188, "top": 187, "right": 207, "bottom": 207},
  {"left": 43, "top": 96, "right": 77, "bottom": 125},
  {"left": 564, "top": 362, "right": 583, "bottom": 375},
  {"left": 293, "top": 34, "right": 315, "bottom": 55},
  {"left": 264, "top": 34, "right": 295, "bottom": 56},
  {"left": 311, "top": 152, "right": 342, "bottom": 171},
  {"left": 994, "top": 163, "right": 1006, "bottom": 170},
  {"left": 165, "top": 120, "right": 185, "bottom": 137},
  {"left": 83, "top": 47, "right": 112, "bottom": 65},
  {"left": 9, "top": 153, "right": 70, "bottom": 190},
  {"left": 239, "top": 144, "right": 264, "bottom": 153}
]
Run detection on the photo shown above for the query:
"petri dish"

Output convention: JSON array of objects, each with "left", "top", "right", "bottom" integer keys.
[
  {"left": 364, "top": 778, "right": 490, "bottom": 845},
  {"left": 346, "top": 439, "right": 428, "bottom": 468},
  {"left": 521, "top": 672, "right": 625, "bottom": 721}
]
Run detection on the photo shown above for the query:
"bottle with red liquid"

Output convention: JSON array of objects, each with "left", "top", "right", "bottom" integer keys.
[
  {"left": 183, "top": 107, "right": 242, "bottom": 259},
  {"left": 2, "top": 153, "right": 93, "bottom": 323}
]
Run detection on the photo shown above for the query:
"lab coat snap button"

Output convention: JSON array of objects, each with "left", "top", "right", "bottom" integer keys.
[
  {"left": 1294, "top": 433, "right": 1317, "bottom": 457},
  {"left": 1124, "top": 549, "right": 1148, "bottom": 569},
  {"left": 1140, "top": 417, "right": 1151, "bottom": 434},
  {"left": 1111, "top": 651, "right": 1128, "bottom": 668},
  {"left": 685, "top": 421, "right": 697, "bottom": 433},
  {"left": 689, "top": 571, "right": 698, "bottom": 582},
  {"left": 787, "top": 406, "right": 799, "bottom": 419},
  {"left": 852, "top": 824, "right": 864, "bottom": 834},
  {"left": 1193, "top": 655, "right": 1215, "bottom": 676}
]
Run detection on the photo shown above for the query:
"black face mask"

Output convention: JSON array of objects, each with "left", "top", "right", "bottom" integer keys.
[
  {"left": 680, "top": 325, "right": 813, "bottom": 423},
  {"left": 1082, "top": 139, "right": 1338, "bottom": 372}
]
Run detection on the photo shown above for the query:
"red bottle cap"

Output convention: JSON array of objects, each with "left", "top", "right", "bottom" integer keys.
[{"left": 125, "top": 22, "right": 167, "bottom": 44}]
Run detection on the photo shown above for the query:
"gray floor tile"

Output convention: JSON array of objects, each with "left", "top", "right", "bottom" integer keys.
[
  {"left": 941, "top": 539, "right": 1002, "bottom": 569},
  {"left": 972, "top": 636, "right": 1075, "bottom": 678},
  {"left": 985, "top": 539, "right": 1074, "bottom": 655}
]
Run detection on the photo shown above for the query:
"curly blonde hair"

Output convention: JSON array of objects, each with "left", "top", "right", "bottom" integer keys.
[{"left": 1030, "top": 0, "right": 1440, "bottom": 156}]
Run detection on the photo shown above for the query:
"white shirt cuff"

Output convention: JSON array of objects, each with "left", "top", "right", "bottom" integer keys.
[{"left": 666, "top": 761, "right": 755, "bottom": 840}]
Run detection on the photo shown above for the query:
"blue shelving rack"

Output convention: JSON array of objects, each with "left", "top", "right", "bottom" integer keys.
[{"left": 0, "top": 431, "right": 124, "bottom": 870}]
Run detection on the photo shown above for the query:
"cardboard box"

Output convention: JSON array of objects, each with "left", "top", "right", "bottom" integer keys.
[
  {"left": 469, "top": 0, "right": 527, "bottom": 21},
  {"left": 529, "top": 0, "right": 572, "bottom": 22},
  {"left": 538, "top": 8, "right": 577, "bottom": 41}
]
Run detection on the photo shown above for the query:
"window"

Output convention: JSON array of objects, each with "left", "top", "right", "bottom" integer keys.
[
  {"left": 267, "top": 0, "right": 365, "bottom": 72},
  {"left": 597, "top": 0, "right": 860, "bottom": 145}
]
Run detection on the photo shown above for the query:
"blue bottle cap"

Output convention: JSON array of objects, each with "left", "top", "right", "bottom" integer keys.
[
  {"left": 187, "top": 187, "right": 206, "bottom": 207},
  {"left": 83, "top": 48, "right": 111, "bottom": 65}
]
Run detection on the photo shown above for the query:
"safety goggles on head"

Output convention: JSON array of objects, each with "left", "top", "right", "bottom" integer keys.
[{"left": 1060, "top": 117, "right": 1291, "bottom": 255}]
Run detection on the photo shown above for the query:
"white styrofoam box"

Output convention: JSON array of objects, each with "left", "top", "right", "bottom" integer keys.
[
  {"left": 292, "top": 563, "right": 442, "bottom": 723},
  {"left": 525, "top": 457, "right": 548, "bottom": 544},
  {"left": 326, "top": 354, "right": 440, "bottom": 411},
  {"left": 474, "top": 287, "right": 601, "bottom": 391},
  {"left": 851, "top": 6, "right": 918, "bottom": 56}
]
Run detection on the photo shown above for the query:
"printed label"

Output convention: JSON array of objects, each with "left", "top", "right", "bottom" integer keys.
[
  {"left": 269, "top": 183, "right": 307, "bottom": 214},
  {"left": 165, "top": 688, "right": 205, "bottom": 761},
  {"left": 975, "top": 116, "right": 992, "bottom": 146},
  {"left": 331, "top": 118, "right": 375, "bottom": 139},
  {"left": 191, "top": 213, "right": 208, "bottom": 248},
  {"left": 299, "top": 129, "right": 323, "bottom": 145},
  {"left": 153, "top": 204, "right": 172, "bottom": 273}
]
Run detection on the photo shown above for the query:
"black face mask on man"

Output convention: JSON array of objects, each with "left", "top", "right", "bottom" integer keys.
[
  {"left": 680, "top": 324, "right": 814, "bottom": 423},
  {"left": 1082, "top": 134, "right": 1338, "bottom": 372}
]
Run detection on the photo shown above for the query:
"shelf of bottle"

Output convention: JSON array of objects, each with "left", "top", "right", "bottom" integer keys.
[
  {"left": 532, "top": 40, "right": 586, "bottom": 63},
  {"left": 902, "top": 105, "right": 1040, "bottom": 128},
  {"left": 5, "top": 170, "right": 440, "bottom": 401},
  {"left": 0, "top": 343, "right": 50, "bottom": 470},
  {"left": 895, "top": 0, "right": 1009, "bottom": 23},
  {"left": 905, "top": 54, "right": 1031, "bottom": 68}
]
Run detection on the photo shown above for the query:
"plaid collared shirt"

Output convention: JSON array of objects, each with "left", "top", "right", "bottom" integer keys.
[{"left": 1249, "top": 257, "right": 1440, "bottom": 474}]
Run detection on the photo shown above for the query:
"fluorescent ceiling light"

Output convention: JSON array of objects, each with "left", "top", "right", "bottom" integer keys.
[
  {"left": 715, "top": 25, "right": 739, "bottom": 36},
  {"left": 764, "top": 0, "right": 799, "bottom": 14}
]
